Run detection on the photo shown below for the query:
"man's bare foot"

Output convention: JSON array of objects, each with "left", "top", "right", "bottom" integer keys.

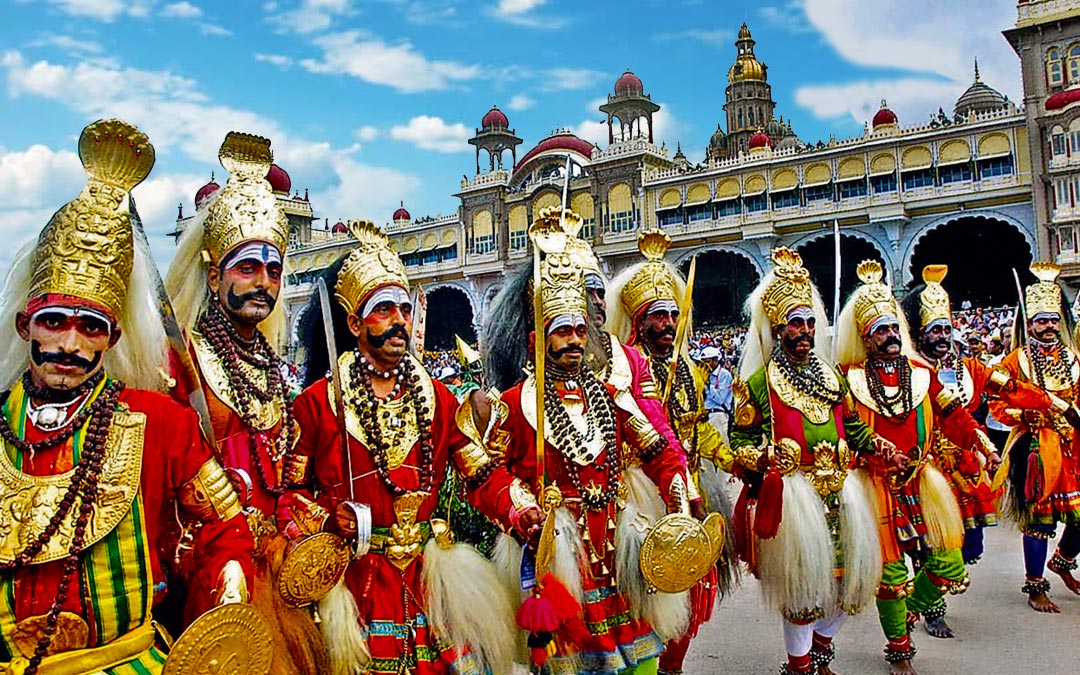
[
  {"left": 1028, "top": 591, "right": 1061, "bottom": 613},
  {"left": 889, "top": 659, "right": 917, "bottom": 675},
  {"left": 1048, "top": 553, "right": 1080, "bottom": 595}
]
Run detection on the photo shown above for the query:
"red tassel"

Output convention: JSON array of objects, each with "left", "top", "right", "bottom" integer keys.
[
  {"left": 537, "top": 574, "right": 590, "bottom": 646},
  {"left": 1025, "top": 450, "right": 1043, "bottom": 503},
  {"left": 753, "top": 468, "right": 784, "bottom": 540},
  {"left": 687, "top": 567, "right": 719, "bottom": 638},
  {"left": 733, "top": 486, "right": 750, "bottom": 562},
  {"left": 516, "top": 593, "right": 559, "bottom": 633},
  {"left": 529, "top": 646, "right": 549, "bottom": 666}
]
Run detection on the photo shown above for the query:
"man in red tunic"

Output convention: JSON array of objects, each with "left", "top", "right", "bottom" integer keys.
[
  {"left": 988, "top": 263, "right": 1080, "bottom": 614},
  {"left": 471, "top": 222, "right": 696, "bottom": 675},
  {"left": 0, "top": 119, "right": 254, "bottom": 675},
  {"left": 165, "top": 132, "right": 324, "bottom": 674},
  {"left": 290, "top": 221, "right": 515, "bottom": 675},
  {"left": 836, "top": 261, "right": 998, "bottom": 675}
]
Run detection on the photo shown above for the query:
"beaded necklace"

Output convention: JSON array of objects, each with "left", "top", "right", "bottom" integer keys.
[
  {"left": 346, "top": 351, "right": 435, "bottom": 497},
  {"left": 198, "top": 301, "right": 296, "bottom": 496},
  {"left": 771, "top": 346, "right": 844, "bottom": 406},
  {"left": 1026, "top": 338, "right": 1078, "bottom": 392},
  {"left": 0, "top": 377, "right": 123, "bottom": 675},
  {"left": 541, "top": 365, "right": 620, "bottom": 511},
  {"left": 865, "top": 356, "right": 914, "bottom": 421}
]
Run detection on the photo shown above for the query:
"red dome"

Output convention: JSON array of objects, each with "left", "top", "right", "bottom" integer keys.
[
  {"left": 513, "top": 132, "right": 595, "bottom": 173},
  {"left": 1047, "top": 88, "right": 1080, "bottom": 111},
  {"left": 482, "top": 106, "right": 509, "bottom": 130},
  {"left": 393, "top": 204, "right": 411, "bottom": 221},
  {"left": 615, "top": 70, "right": 644, "bottom": 96},
  {"left": 332, "top": 221, "right": 348, "bottom": 234},
  {"left": 748, "top": 130, "right": 772, "bottom": 150},
  {"left": 194, "top": 176, "right": 220, "bottom": 209},
  {"left": 872, "top": 100, "right": 898, "bottom": 129},
  {"left": 266, "top": 163, "right": 291, "bottom": 194}
]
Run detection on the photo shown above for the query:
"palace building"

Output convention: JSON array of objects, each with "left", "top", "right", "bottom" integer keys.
[{"left": 174, "top": 2, "right": 1080, "bottom": 351}]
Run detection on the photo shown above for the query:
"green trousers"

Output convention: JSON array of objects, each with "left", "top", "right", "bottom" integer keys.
[
  {"left": 876, "top": 548, "right": 965, "bottom": 639},
  {"left": 620, "top": 656, "right": 659, "bottom": 675}
]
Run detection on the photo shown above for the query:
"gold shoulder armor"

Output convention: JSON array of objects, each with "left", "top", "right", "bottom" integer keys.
[
  {"left": 454, "top": 388, "right": 510, "bottom": 479},
  {"left": 732, "top": 377, "right": 759, "bottom": 427},
  {"left": 985, "top": 366, "right": 1014, "bottom": 395},
  {"left": 179, "top": 459, "right": 243, "bottom": 523}
]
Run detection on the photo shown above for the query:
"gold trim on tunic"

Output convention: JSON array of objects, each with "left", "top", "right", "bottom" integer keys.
[
  {"left": 192, "top": 329, "right": 282, "bottom": 431},
  {"left": 846, "top": 365, "right": 931, "bottom": 418},
  {"left": 765, "top": 360, "right": 838, "bottom": 425}
]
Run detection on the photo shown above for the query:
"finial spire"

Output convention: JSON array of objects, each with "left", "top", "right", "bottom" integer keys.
[{"left": 974, "top": 56, "right": 981, "bottom": 83}]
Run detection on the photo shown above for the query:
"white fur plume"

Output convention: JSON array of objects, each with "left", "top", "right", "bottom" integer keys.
[
  {"left": 838, "top": 469, "right": 883, "bottom": 611},
  {"left": 317, "top": 578, "right": 370, "bottom": 675}
]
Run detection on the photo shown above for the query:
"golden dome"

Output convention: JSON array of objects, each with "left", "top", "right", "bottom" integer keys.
[{"left": 729, "top": 57, "right": 766, "bottom": 83}]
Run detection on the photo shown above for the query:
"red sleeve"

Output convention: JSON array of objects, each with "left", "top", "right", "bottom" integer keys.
[
  {"left": 167, "top": 346, "right": 196, "bottom": 407},
  {"left": 987, "top": 351, "right": 1024, "bottom": 425},
  {"left": 622, "top": 344, "right": 687, "bottom": 460},
  {"left": 930, "top": 370, "right": 981, "bottom": 451},
  {"left": 147, "top": 395, "right": 254, "bottom": 621},
  {"left": 969, "top": 357, "right": 1053, "bottom": 412},
  {"left": 622, "top": 403, "right": 687, "bottom": 502},
  {"left": 462, "top": 387, "right": 531, "bottom": 531}
]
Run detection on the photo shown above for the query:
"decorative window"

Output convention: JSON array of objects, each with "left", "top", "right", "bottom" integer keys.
[
  {"left": 901, "top": 169, "right": 935, "bottom": 190},
  {"left": 1059, "top": 226, "right": 1076, "bottom": 253},
  {"left": 1054, "top": 177, "right": 1071, "bottom": 208},
  {"left": 657, "top": 208, "right": 682, "bottom": 227},
  {"left": 771, "top": 189, "right": 799, "bottom": 209},
  {"left": 837, "top": 179, "right": 867, "bottom": 199},
  {"left": 715, "top": 198, "right": 741, "bottom": 217},
  {"left": 1071, "top": 130, "right": 1080, "bottom": 157},
  {"left": 870, "top": 173, "right": 897, "bottom": 194},
  {"left": 939, "top": 163, "right": 973, "bottom": 184},
  {"left": 1070, "top": 45, "right": 1080, "bottom": 83},
  {"left": 804, "top": 184, "right": 833, "bottom": 202},
  {"left": 978, "top": 155, "right": 1014, "bottom": 179},
  {"left": 1049, "top": 48, "right": 1064, "bottom": 87},
  {"left": 509, "top": 230, "right": 527, "bottom": 250},
  {"left": 1053, "top": 132, "right": 1067, "bottom": 157},
  {"left": 686, "top": 203, "right": 712, "bottom": 222},
  {"left": 474, "top": 235, "right": 495, "bottom": 254},
  {"left": 744, "top": 194, "right": 767, "bottom": 212}
]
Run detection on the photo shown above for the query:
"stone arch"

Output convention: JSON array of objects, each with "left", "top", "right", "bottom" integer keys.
[
  {"left": 904, "top": 212, "right": 1034, "bottom": 306},
  {"left": 423, "top": 283, "right": 479, "bottom": 350},
  {"left": 674, "top": 246, "right": 764, "bottom": 325},
  {"left": 792, "top": 230, "right": 890, "bottom": 320}
]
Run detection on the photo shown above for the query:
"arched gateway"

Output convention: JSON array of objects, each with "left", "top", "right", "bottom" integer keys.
[
  {"left": 423, "top": 285, "right": 476, "bottom": 350},
  {"left": 677, "top": 249, "right": 762, "bottom": 326}
]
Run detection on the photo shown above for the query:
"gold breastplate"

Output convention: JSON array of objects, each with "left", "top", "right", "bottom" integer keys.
[{"left": 192, "top": 330, "right": 283, "bottom": 431}]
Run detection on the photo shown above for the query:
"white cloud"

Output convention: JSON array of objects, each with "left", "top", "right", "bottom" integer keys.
[
  {"left": 490, "top": 0, "right": 566, "bottom": 28},
  {"left": 28, "top": 0, "right": 133, "bottom": 21},
  {"left": 539, "top": 67, "right": 606, "bottom": 92},
  {"left": 256, "top": 53, "right": 294, "bottom": 67},
  {"left": 390, "top": 116, "right": 471, "bottom": 153},
  {"left": 759, "top": 2, "right": 814, "bottom": 34},
  {"left": 0, "top": 49, "right": 423, "bottom": 273},
  {"left": 161, "top": 1, "right": 202, "bottom": 18},
  {"left": 652, "top": 29, "right": 728, "bottom": 46},
  {"left": 198, "top": 23, "right": 232, "bottom": 36},
  {"left": 27, "top": 34, "right": 104, "bottom": 55},
  {"left": 299, "top": 31, "right": 481, "bottom": 93},
  {"left": 496, "top": 0, "right": 545, "bottom": 14},
  {"left": 796, "top": 0, "right": 1020, "bottom": 126},
  {"left": 356, "top": 125, "right": 379, "bottom": 142},
  {"left": 267, "top": 0, "right": 357, "bottom": 35},
  {"left": 507, "top": 94, "right": 534, "bottom": 111}
]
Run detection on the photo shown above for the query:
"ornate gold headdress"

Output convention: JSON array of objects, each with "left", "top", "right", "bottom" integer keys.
[
  {"left": 619, "top": 229, "right": 679, "bottom": 318},
  {"left": 918, "top": 264, "right": 951, "bottom": 328},
  {"left": 28, "top": 119, "right": 155, "bottom": 320},
  {"left": 850, "top": 259, "right": 898, "bottom": 335},
  {"left": 335, "top": 220, "right": 410, "bottom": 316},
  {"left": 202, "top": 132, "right": 290, "bottom": 264},
  {"left": 1026, "top": 262, "right": 1063, "bottom": 318},
  {"left": 549, "top": 207, "right": 603, "bottom": 281},
  {"left": 530, "top": 208, "right": 587, "bottom": 323},
  {"left": 761, "top": 247, "right": 814, "bottom": 326}
]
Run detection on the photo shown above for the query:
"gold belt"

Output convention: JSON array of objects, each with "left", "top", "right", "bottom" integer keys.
[{"left": 0, "top": 623, "right": 155, "bottom": 675}]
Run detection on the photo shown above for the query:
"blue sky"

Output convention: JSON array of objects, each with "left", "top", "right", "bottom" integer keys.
[{"left": 0, "top": 0, "right": 1021, "bottom": 275}]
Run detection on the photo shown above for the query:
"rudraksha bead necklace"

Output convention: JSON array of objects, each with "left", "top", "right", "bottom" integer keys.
[
  {"left": 771, "top": 346, "right": 844, "bottom": 405},
  {"left": 866, "top": 356, "right": 914, "bottom": 421}
]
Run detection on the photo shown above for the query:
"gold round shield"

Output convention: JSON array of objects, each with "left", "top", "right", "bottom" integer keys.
[
  {"left": 278, "top": 532, "right": 351, "bottom": 607},
  {"left": 163, "top": 603, "right": 272, "bottom": 675},
  {"left": 640, "top": 513, "right": 721, "bottom": 594}
]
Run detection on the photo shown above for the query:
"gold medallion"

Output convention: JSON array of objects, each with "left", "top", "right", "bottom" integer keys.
[
  {"left": 163, "top": 603, "right": 272, "bottom": 675},
  {"left": 12, "top": 612, "right": 88, "bottom": 657},
  {"left": 640, "top": 513, "right": 722, "bottom": 594},
  {"left": 278, "top": 532, "right": 351, "bottom": 607}
]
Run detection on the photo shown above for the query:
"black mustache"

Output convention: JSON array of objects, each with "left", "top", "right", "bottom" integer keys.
[
  {"left": 367, "top": 325, "right": 410, "bottom": 349},
  {"left": 882, "top": 336, "right": 903, "bottom": 349},
  {"left": 550, "top": 346, "right": 585, "bottom": 358},
  {"left": 30, "top": 341, "right": 100, "bottom": 370},
  {"left": 656, "top": 327, "right": 676, "bottom": 338},
  {"left": 226, "top": 286, "right": 276, "bottom": 311}
]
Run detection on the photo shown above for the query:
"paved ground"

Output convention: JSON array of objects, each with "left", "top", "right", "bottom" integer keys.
[{"left": 683, "top": 524, "right": 1080, "bottom": 675}]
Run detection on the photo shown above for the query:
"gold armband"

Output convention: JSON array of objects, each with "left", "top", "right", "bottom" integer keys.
[
  {"left": 732, "top": 444, "right": 763, "bottom": 471},
  {"left": 639, "top": 377, "right": 660, "bottom": 400},
  {"left": 934, "top": 386, "right": 963, "bottom": 414},
  {"left": 731, "top": 378, "right": 759, "bottom": 427},
  {"left": 179, "top": 460, "right": 243, "bottom": 523},
  {"left": 455, "top": 442, "right": 493, "bottom": 479},
  {"left": 973, "top": 428, "right": 999, "bottom": 459},
  {"left": 1050, "top": 395, "right": 1071, "bottom": 414},
  {"left": 290, "top": 493, "right": 330, "bottom": 536},
  {"left": 213, "top": 560, "right": 249, "bottom": 605},
  {"left": 508, "top": 478, "right": 540, "bottom": 512},
  {"left": 456, "top": 388, "right": 510, "bottom": 460},
  {"left": 985, "top": 367, "right": 1012, "bottom": 395}
]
